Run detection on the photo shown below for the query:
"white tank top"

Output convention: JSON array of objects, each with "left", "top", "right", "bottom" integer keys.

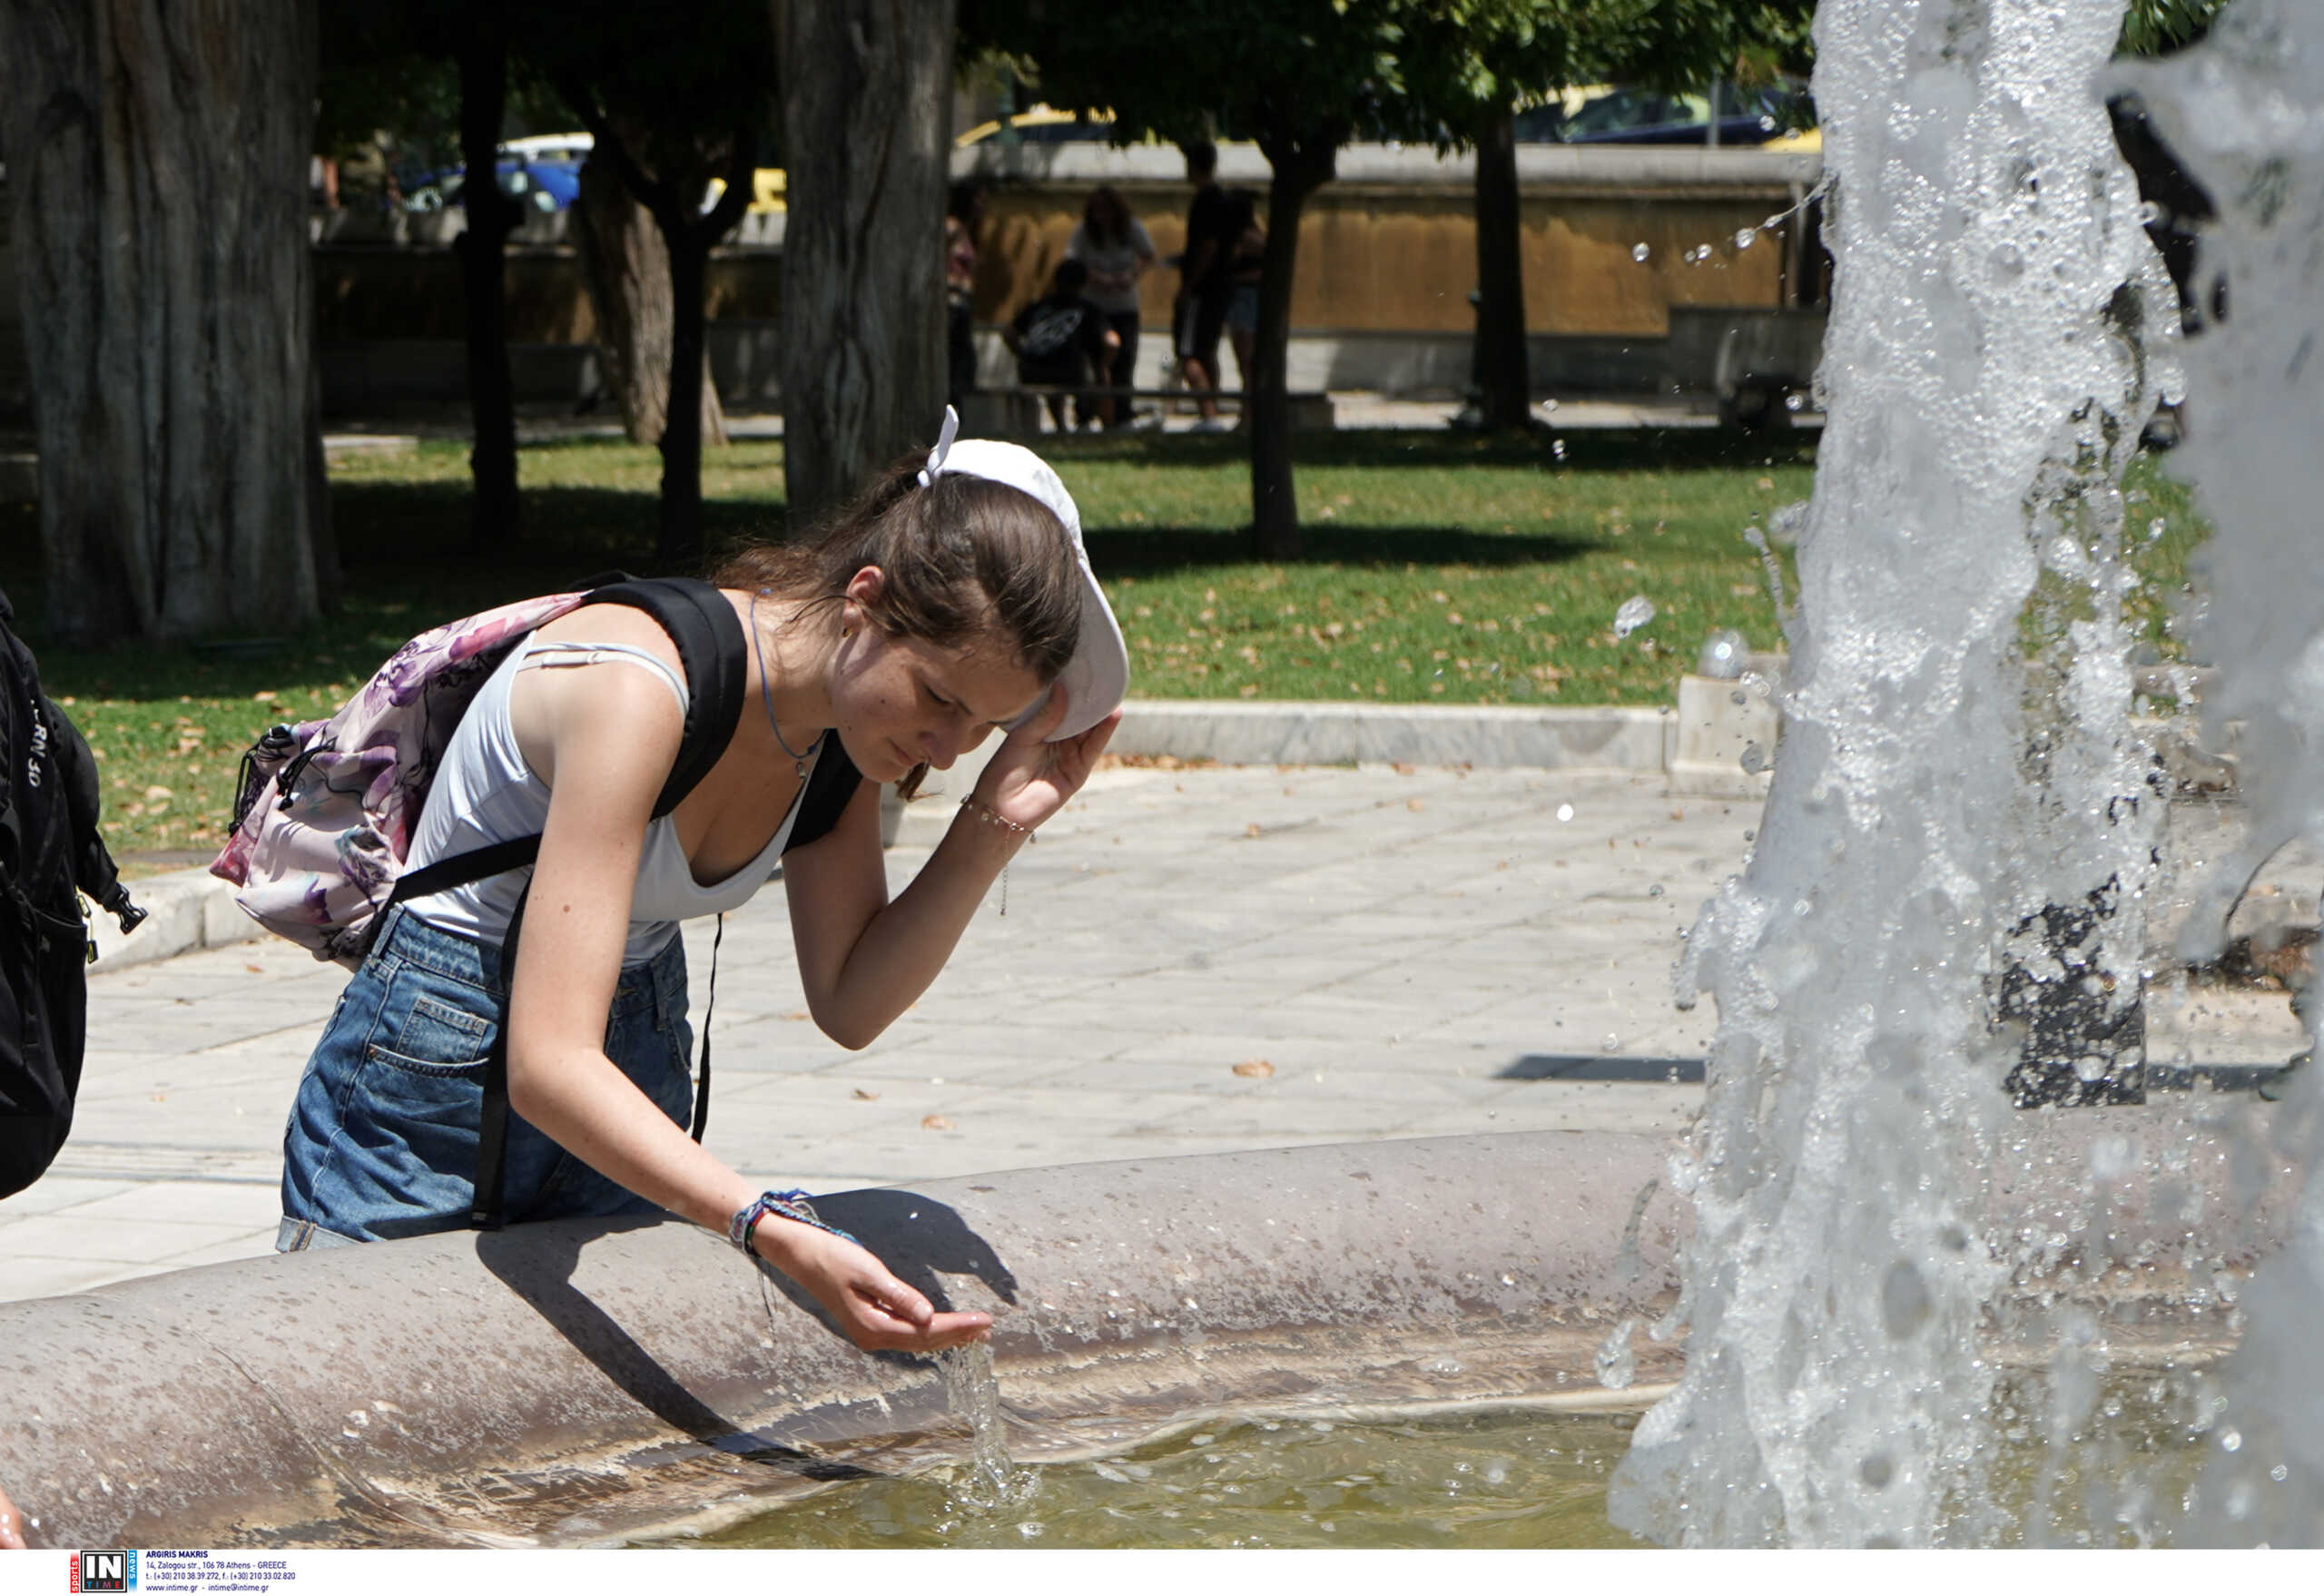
[{"left": 405, "top": 633, "right": 818, "bottom": 964}]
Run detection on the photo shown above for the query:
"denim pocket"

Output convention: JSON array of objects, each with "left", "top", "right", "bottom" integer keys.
[{"left": 368, "top": 991, "right": 494, "bottom": 1079}]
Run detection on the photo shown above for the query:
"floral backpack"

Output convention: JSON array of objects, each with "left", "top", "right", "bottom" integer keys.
[{"left": 210, "top": 577, "right": 746, "bottom": 970}]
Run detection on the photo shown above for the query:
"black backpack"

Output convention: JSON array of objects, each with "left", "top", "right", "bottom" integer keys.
[{"left": 0, "top": 587, "right": 144, "bottom": 1201}]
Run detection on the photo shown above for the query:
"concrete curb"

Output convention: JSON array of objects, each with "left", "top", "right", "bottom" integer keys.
[
  {"left": 1105, "top": 697, "right": 1676, "bottom": 772},
  {"left": 90, "top": 865, "right": 265, "bottom": 975},
  {"left": 0, "top": 1113, "right": 2273, "bottom": 1547},
  {"left": 97, "top": 699, "right": 1709, "bottom": 971}
]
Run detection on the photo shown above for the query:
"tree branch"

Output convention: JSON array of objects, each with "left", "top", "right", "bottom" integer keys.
[
  {"left": 687, "top": 125, "right": 757, "bottom": 250},
  {"left": 554, "top": 71, "right": 679, "bottom": 220}
]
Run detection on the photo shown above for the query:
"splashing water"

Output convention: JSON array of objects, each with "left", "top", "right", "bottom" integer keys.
[
  {"left": 1612, "top": 596, "right": 1657, "bottom": 640},
  {"left": 937, "top": 1342, "right": 1039, "bottom": 1514},
  {"left": 2118, "top": 3, "right": 2324, "bottom": 1545},
  {"left": 1608, "top": 0, "right": 2179, "bottom": 1547}
]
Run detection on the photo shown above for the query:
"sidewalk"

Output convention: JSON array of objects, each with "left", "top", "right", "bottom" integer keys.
[{"left": 2, "top": 762, "right": 2303, "bottom": 1305}]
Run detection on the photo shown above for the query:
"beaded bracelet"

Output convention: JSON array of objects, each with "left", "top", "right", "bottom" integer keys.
[
  {"left": 960, "top": 798, "right": 1034, "bottom": 915},
  {"left": 959, "top": 797, "right": 1035, "bottom": 840},
  {"left": 730, "top": 1188, "right": 860, "bottom": 1258}
]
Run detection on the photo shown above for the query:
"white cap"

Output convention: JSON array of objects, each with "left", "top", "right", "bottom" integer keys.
[{"left": 918, "top": 408, "right": 1129, "bottom": 741}]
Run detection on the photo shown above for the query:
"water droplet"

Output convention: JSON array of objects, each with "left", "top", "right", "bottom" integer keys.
[
  {"left": 1699, "top": 628, "right": 1748, "bottom": 677},
  {"left": 2222, "top": 1428, "right": 2244, "bottom": 1453},
  {"left": 1631, "top": 242, "right": 1651, "bottom": 262},
  {"left": 1540, "top": 397, "right": 1561, "bottom": 413},
  {"left": 1552, "top": 438, "right": 1569, "bottom": 460},
  {"left": 1649, "top": 883, "right": 1666, "bottom": 897},
  {"left": 1595, "top": 1317, "right": 1640, "bottom": 1389},
  {"left": 2272, "top": 1463, "right": 2290, "bottom": 1483},
  {"left": 2148, "top": 517, "right": 2167, "bottom": 541},
  {"left": 1735, "top": 227, "right": 1758, "bottom": 250},
  {"left": 1785, "top": 391, "right": 1806, "bottom": 411},
  {"left": 1739, "top": 742, "right": 1768, "bottom": 774},
  {"left": 1556, "top": 803, "right": 1575, "bottom": 823},
  {"left": 1613, "top": 595, "right": 1657, "bottom": 639},
  {"left": 2138, "top": 199, "right": 2164, "bottom": 226}
]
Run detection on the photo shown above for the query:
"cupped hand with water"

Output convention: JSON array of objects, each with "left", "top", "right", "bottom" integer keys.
[
  {"left": 974, "top": 689, "right": 1122, "bottom": 834},
  {"left": 756, "top": 1218, "right": 991, "bottom": 1354}
]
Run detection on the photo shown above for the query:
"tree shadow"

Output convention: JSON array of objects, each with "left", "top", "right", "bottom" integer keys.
[
  {"left": 1029, "top": 424, "right": 1819, "bottom": 476},
  {"left": 1084, "top": 522, "right": 1603, "bottom": 577}
]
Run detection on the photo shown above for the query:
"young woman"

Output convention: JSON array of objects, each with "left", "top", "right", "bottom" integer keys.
[
  {"left": 276, "top": 422, "right": 1128, "bottom": 1356},
  {"left": 1064, "top": 185, "right": 1156, "bottom": 429}
]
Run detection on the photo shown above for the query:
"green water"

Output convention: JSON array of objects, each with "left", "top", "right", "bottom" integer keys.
[{"left": 657, "top": 1409, "right": 1650, "bottom": 1550}]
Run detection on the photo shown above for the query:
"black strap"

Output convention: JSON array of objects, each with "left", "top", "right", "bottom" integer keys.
[
  {"left": 580, "top": 578, "right": 748, "bottom": 820},
  {"left": 439, "top": 577, "right": 746, "bottom": 1229},
  {"left": 785, "top": 738, "right": 864, "bottom": 854},
  {"left": 468, "top": 884, "right": 528, "bottom": 1229},
  {"left": 693, "top": 914, "right": 721, "bottom": 1140}
]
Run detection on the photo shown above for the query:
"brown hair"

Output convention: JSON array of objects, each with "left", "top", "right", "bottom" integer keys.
[
  {"left": 712, "top": 456, "right": 1083, "bottom": 796},
  {"left": 1082, "top": 185, "right": 1132, "bottom": 250}
]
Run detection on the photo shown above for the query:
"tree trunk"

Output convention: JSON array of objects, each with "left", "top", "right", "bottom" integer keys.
[
  {"left": 778, "top": 0, "right": 957, "bottom": 527},
  {"left": 3, "top": 0, "right": 321, "bottom": 642},
  {"left": 659, "top": 227, "right": 713, "bottom": 566},
  {"left": 573, "top": 150, "right": 727, "bottom": 448},
  {"left": 455, "top": 6, "right": 521, "bottom": 543},
  {"left": 1249, "top": 139, "right": 1334, "bottom": 560},
  {"left": 1472, "top": 105, "right": 1534, "bottom": 433}
]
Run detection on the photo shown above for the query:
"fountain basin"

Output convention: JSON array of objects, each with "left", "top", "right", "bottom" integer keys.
[{"left": 0, "top": 1121, "right": 2284, "bottom": 1547}]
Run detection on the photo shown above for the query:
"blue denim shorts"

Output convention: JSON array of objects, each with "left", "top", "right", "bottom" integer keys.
[{"left": 278, "top": 904, "right": 693, "bottom": 1249}]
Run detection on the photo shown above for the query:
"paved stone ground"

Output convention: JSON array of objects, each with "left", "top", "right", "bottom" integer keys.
[{"left": 1, "top": 763, "right": 2302, "bottom": 1305}]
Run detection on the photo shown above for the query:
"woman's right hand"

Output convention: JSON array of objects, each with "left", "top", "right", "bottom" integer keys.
[
  {"left": 755, "top": 1219, "right": 991, "bottom": 1353},
  {"left": 0, "top": 1483, "right": 25, "bottom": 1550}
]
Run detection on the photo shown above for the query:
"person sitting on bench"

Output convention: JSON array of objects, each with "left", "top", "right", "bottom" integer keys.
[{"left": 1005, "top": 259, "right": 1120, "bottom": 431}]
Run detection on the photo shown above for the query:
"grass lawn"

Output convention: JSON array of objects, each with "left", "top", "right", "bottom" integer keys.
[{"left": 0, "top": 425, "right": 2205, "bottom": 864}]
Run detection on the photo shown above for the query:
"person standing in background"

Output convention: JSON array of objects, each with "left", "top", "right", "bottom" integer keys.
[
  {"left": 1171, "top": 141, "right": 1237, "bottom": 434},
  {"left": 1220, "top": 189, "right": 1265, "bottom": 427},
  {"left": 946, "top": 182, "right": 988, "bottom": 409},
  {"left": 1066, "top": 186, "right": 1156, "bottom": 429}
]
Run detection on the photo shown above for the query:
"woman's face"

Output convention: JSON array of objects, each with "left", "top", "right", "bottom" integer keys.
[{"left": 830, "top": 570, "right": 1046, "bottom": 783}]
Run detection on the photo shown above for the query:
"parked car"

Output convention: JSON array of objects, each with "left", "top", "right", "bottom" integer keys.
[
  {"left": 1516, "top": 82, "right": 1816, "bottom": 148},
  {"left": 402, "top": 152, "right": 581, "bottom": 213}
]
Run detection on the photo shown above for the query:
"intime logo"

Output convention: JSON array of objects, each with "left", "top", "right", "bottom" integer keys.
[{"left": 70, "top": 1550, "right": 135, "bottom": 1592}]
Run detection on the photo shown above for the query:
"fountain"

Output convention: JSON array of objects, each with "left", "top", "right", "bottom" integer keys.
[
  {"left": 1612, "top": 0, "right": 2324, "bottom": 1549},
  {"left": 4, "top": 0, "right": 2319, "bottom": 1552}
]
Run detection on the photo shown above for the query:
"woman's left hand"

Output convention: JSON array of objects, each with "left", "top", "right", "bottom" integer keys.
[{"left": 975, "top": 688, "right": 1121, "bottom": 834}]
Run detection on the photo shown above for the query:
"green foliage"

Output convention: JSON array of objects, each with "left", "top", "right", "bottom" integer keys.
[
  {"left": 317, "top": 5, "right": 567, "bottom": 179},
  {"left": 967, "top": 0, "right": 1817, "bottom": 153},
  {"left": 2118, "top": 0, "right": 2230, "bottom": 58},
  {"left": 526, "top": 0, "right": 776, "bottom": 192}
]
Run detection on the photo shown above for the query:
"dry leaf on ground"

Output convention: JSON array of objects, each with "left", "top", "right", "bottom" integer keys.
[
  {"left": 921, "top": 1114, "right": 956, "bottom": 1131},
  {"left": 852, "top": 1089, "right": 880, "bottom": 1101},
  {"left": 1233, "top": 1059, "right": 1275, "bottom": 1079}
]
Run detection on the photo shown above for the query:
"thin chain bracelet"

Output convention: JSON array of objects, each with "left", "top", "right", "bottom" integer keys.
[{"left": 960, "top": 797, "right": 1035, "bottom": 915}]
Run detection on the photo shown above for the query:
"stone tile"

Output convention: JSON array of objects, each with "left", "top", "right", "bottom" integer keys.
[
  {"left": 0, "top": 1256, "right": 149, "bottom": 1304},
  {"left": 0, "top": 1213, "right": 259, "bottom": 1266},
  {"left": 64, "top": 1181, "right": 287, "bottom": 1227},
  {"left": 0, "top": 1177, "right": 136, "bottom": 1219}
]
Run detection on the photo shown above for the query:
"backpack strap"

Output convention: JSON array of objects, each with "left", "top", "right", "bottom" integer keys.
[
  {"left": 384, "top": 576, "right": 747, "bottom": 918},
  {"left": 577, "top": 577, "right": 747, "bottom": 821},
  {"left": 455, "top": 576, "right": 747, "bottom": 1230},
  {"left": 784, "top": 736, "right": 864, "bottom": 854}
]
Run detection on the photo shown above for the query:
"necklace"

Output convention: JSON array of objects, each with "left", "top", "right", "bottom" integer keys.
[{"left": 750, "top": 591, "right": 825, "bottom": 779}]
